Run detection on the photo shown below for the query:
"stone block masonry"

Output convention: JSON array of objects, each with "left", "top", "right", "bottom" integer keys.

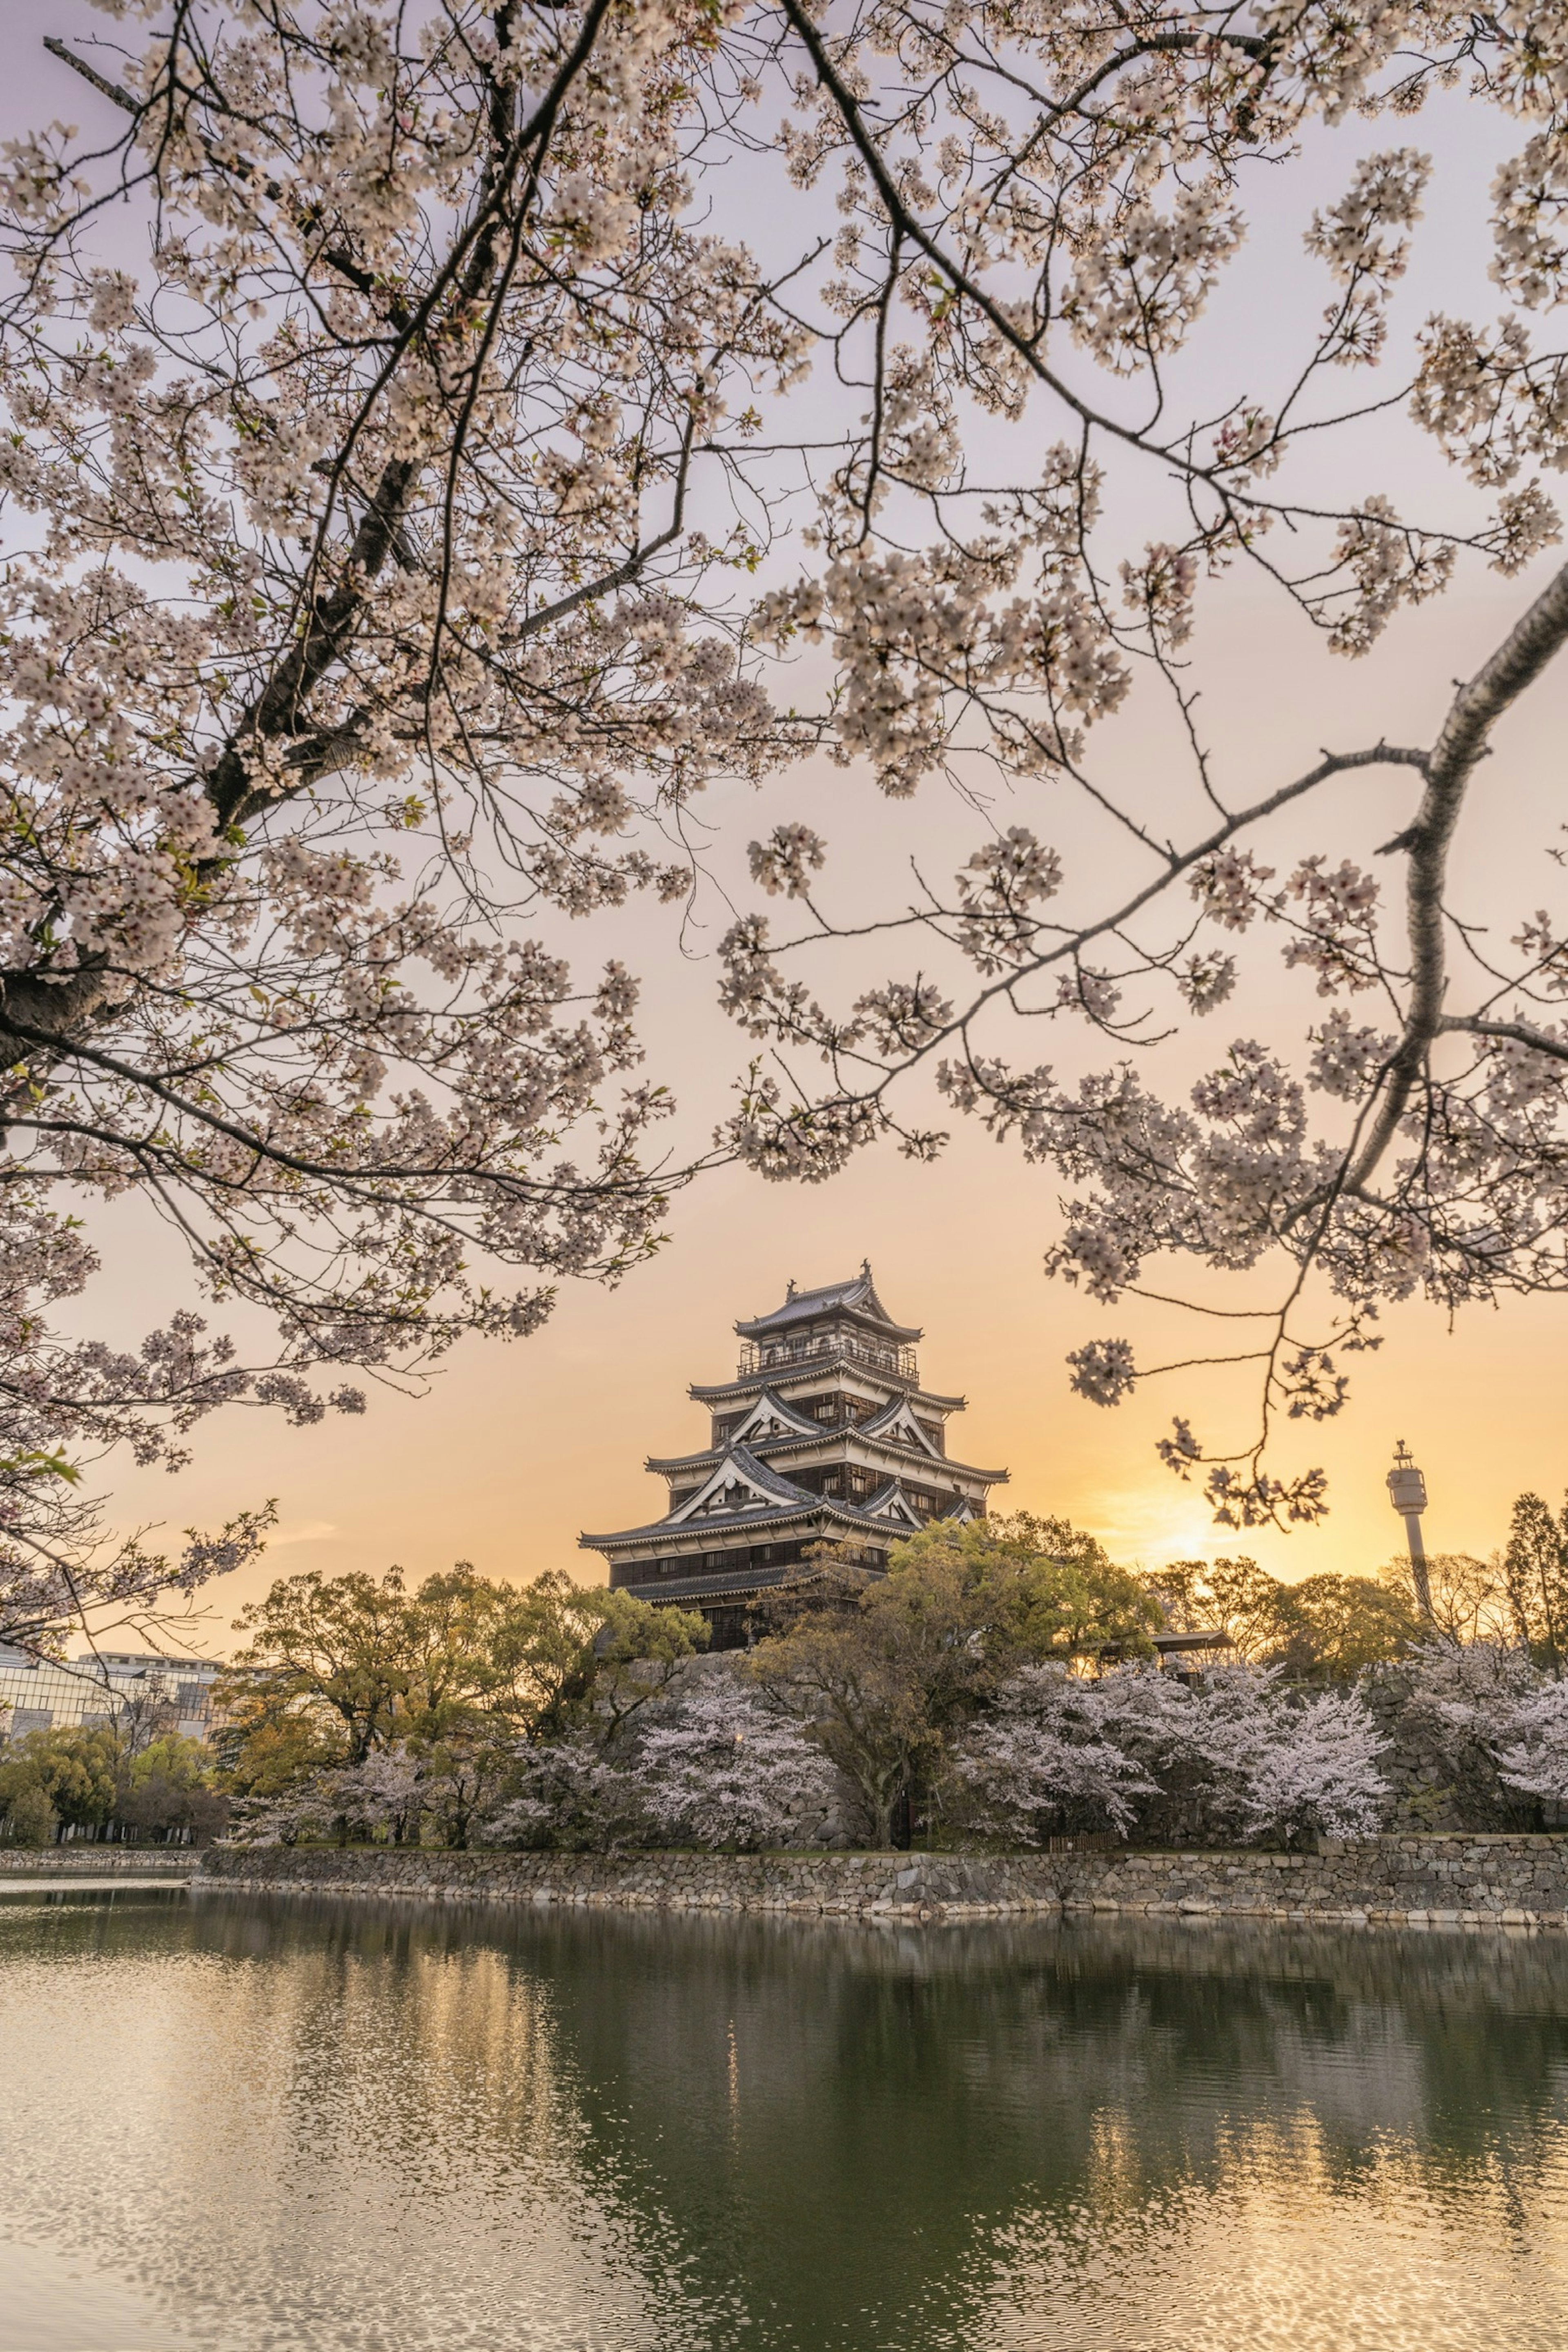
[
  {"left": 197, "top": 1846, "right": 1061, "bottom": 1918},
  {"left": 1057, "top": 1836, "right": 1568, "bottom": 1928},
  {"left": 196, "top": 1833, "right": 1568, "bottom": 1929},
  {"left": 0, "top": 1847, "right": 196, "bottom": 1875}
]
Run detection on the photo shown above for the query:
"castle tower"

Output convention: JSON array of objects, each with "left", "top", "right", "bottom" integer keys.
[{"left": 579, "top": 1266, "right": 1009, "bottom": 1648}]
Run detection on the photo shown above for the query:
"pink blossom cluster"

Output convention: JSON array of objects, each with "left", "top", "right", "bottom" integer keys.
[{"left": 952, "top": 1662, "right": 1389, "bottom": 1844}]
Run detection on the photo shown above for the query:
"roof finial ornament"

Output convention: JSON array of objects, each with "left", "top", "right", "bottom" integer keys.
[
  {"left": 785, "top": 1276, "right": 796, "bottom": 1298},
  {"left": 861, "top": 1257, "right": 872, "bottom": 1281}
]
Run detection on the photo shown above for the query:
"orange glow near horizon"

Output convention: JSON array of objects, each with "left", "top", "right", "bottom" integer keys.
[{"left": 94, "top": 1118, "right": 1568, "bottom": 1654}]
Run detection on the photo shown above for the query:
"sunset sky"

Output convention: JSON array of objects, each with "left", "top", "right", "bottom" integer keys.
[
  {"left": 10, "top": 5, "right": 1566, "bottom": 1654},
  {"left": 93, "top": 550, "right": 1566, "bottom": 1650}
]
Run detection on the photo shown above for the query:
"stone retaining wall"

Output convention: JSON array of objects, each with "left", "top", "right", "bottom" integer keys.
[
  {"left": 197, "top": 1832, "right": 1568, "bottom": 1928},
  {"left": 1057, "top": 1836, "right": 1568, "bottom": 1927},
  {"left": 0, "top": 1847, "right": 195, "bottom": 1875},
  {"left": 197, "top": 1846, "right": 1060, "bottom": 1918}
]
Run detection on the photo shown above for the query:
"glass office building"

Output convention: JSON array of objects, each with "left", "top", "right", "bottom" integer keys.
[{"left": 0, "top": 1648, "right": 221, "bottom": 1745}]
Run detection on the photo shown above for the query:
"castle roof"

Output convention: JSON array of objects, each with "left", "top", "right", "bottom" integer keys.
[
  {"left": 647, "top": 1383, "right": 1004, "bottom": 1484},
  {"left": 735, "top": 1264, "right": 921, "bottom": 1344},
  {"left": 619, "top": 1561, "right": 833, "bottom": 1608},
  {"left": 581, "top": 1266, "right": 1002, "bottom": 1596},
  {"left": 579, "top": 1449, "right": 981, "bottom": 1552},
  {"left": 688, "top": 1368, "right": 967, "bottom": 1411},
  {"left": 645, "top": 1429, "right": 1009, "bottom": 1488}
]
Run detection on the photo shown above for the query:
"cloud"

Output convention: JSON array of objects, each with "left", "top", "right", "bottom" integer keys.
[{"left": 270, "top": 1519, "right": 339, "bottom": 1549}]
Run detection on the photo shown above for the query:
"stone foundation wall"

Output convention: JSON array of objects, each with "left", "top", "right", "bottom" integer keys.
[
  {"left": 196, "top": 1832, "right": 1568, "bottom": 1928},
  {"left": 0, "top": 1847, "right": 196, "bottom": 1875},
  {"left": 197, "top": 1846, "right": 1061, "bottom": 1918},
  {"left": 1056, "top": 1836, "right": 1568, "bottom": 1927}
]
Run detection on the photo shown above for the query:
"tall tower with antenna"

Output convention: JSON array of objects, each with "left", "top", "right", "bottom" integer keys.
[{"left": 1387, "top": 1440, "right": 1433, "bottom": 1618}]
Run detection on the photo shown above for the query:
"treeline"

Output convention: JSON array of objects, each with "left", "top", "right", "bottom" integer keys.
[
  {"left": 216, "top": 1568, "right": 710, "bottom": 1848},
  {"left": 0, "top": 1730, "right": 223, "bottom": 1849},
  {"left": 1154, "top": 1486, "right": 1568, "bottom": 1671},
  {"left": 5, "top": 1504, "right": 1567, "bottom": 1855}
]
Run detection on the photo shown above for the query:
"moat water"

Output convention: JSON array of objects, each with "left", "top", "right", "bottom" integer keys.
[{"left": 2, "top": 1884, "right": 1568, "bottom": 2350}]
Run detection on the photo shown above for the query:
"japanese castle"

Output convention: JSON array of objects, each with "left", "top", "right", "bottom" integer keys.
[{"left": 580, "top": 1265, "right": 1008, "bottom": 1646}]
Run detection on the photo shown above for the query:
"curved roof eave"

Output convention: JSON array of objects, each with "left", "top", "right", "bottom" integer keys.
[
  {"left": 579, "top": 1493, "right": 924, "bottom": 1551},
  {"left": 615, "top": 1563, "right": 835, "bottom": 1606},
  {"left": 648, "top": 1435, "right": 1009, "bottom": 1483},
  {"left": 689, "top": 1373, "right": 968, "bottom": 1411}
]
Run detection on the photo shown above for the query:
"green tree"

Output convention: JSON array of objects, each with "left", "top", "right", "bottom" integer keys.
[
  {"left": 215, "top": 1695, "right": 346, "bottom": 1800},
  {"left": 481, "top": 1573, "right": 706, "bottom": 1746},
  {"left": 117, "top": 1736, "right": 226, "bottom": 1844},
  {"left": 1141, "top": 1561, "right": 1211, "bottom": 1635},
  {"left": 218, "top": 1563, "right": 707, "bottom": 1841},
  {"left": 0, "top": 1726, "right": 118, "bottom": 1836},
  {"left": 749, "top": 1517, "right": 1157, "bottom": 1846},
  {"left": 1274, "top": 1575, "right": 1421, "bottom": 1682},
  {"left": 1145, "top": 1557, "right": 1294, "bottom": 1662},
  {"left": 223, "top": 1568, "right": 419, "bottom": 1763},
  {"left": 1147, "top": 1559, "right": 1418, "bottom": 1679},
  {"left": 942, "top": 1515, "right": 1160, "bottom": 1664},
  {"left": 1203, "top": 1559, "right": 1296, "bottom": 1662},
  {"left": 398, "top": 1565, "right": 513, "bottom": 1741},
  {"left": 1380, "top": 1552, "right": 1512, "bottom": 1647},
  {"left": 2, "top": 1785, "right": 57, "bottom": 1847},
  {"left": 1501, "top": 1495, "right": 1568, "bottom": 1675},
  {"left": 748, "top": 1579, "right": 935, "bottom": 1849}
]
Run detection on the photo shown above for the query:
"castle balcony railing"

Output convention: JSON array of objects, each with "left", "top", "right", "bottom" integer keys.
[{"left": 737, "top": 1336, "right": 919, "bottom": 1385}]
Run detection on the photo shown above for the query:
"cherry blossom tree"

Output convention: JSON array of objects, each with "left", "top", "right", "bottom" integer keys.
[
  {"left": 1194, "top": 1670, "right": 1390, "bottom": 1842},
  {"left": 1488, "top": 1677, "right": 1568, "bottom": 1806},
  {"left": 1, "top": 0, "right": 805, "bottom": 1627},
  {"left": 479, "top": 1677, "right": 833, "bottom": 1850},
  {"left": 949, "top": 1665, "right": 1161, "bottom": 1838},
  {"left": 951, "top": 1659, "right": 1387, "bottom": 1843},
  {"left": 0, "top": 1454, "right": 272, "bottom": 1664},
  {"left": 637, "top": 1676, "right": 836, "bottom": 1848},
  {"left": 229, "top": 1740, "right": 424, "bottom": 1844},
  {"left": 478, "top": 1736, "right": 646, "bottom": 1851},
  {"left": 7, "top": 0, "right": 1568, "bottom": 1576},
  {"left": 1393, "top": 1633, "right": 1568, "bottom": 1807},
  {"left": 705, "top": 2, "right": 1568, "bottom": 1526}
]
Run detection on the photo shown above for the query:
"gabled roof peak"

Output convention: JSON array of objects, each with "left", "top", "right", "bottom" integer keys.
[
  {"left": 724, "top": 1388, "right": 822, "bottom": 1445},
  {"left": 862, "top": 1478, "right": 923, "bottom": 1527},
  {"left": 858, "top": 1393, "right": 945, "bottom": 1458},
  {"left": 663, "top": 1441, "right": 814, "bottom": 1528}
]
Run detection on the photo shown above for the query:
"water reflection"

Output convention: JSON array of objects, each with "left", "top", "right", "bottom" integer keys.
[{"left": 2, "top": 1887, "right": 1566, "bottom": 2350}]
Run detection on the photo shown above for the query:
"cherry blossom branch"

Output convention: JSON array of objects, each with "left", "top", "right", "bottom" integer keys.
[
  {"left": 1348, "top": 557, "right": 1568, "bottom": 1191},
  {"left": 1439, "top": 1014, "right": 1568, "bottom": 1060}
]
